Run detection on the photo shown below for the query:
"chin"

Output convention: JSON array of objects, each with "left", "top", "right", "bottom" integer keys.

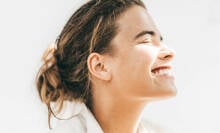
[
  {"left": 143, "top": 84, "right": 177, "bottom": 101},
  {"left": 151, "top": 75, "right": 177, "bottom": 97},
  {"left": 155, "top": 86, "right": 177, "bottom": 100}
]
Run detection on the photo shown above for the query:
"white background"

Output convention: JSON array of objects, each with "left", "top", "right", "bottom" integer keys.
[{"left": 0, "top": 0, "right": 220, "bottom": 133}]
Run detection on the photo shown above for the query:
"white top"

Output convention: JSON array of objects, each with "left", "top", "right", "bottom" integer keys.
[{"left": 49, "top": 102, "right": 174, "bottom": 133}]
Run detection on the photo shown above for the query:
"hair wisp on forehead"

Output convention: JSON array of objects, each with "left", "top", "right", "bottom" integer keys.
[{"left": 35, "top": 0, "right": 145, "bottom": 128}]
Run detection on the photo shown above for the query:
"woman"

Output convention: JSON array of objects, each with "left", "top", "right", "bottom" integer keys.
[{"left": 36, "top": 0, "right": 176, "bottom": 132}]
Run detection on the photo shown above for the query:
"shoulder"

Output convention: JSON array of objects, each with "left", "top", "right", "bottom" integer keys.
[{"left": 49, "top": 114, "right": 86, "bottom": 133}]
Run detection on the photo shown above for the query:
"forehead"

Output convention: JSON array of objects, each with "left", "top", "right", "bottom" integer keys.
[{"left": 114, "top": 5, "right": 160, "bottom": 41}]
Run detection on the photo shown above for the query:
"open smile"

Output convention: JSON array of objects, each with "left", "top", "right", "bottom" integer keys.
[{"left": 151, "top": 65, "right": 174, "bottom": 78}]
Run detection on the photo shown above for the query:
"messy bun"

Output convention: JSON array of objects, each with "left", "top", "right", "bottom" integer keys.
[
  {"left": 35, "top": 43, "right": 65, "bottom": 125},
  {"left": 35, "top": 0, "right": 145, "bottom": 128}
]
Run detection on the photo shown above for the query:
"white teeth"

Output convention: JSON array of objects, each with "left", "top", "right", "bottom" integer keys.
[{"left": 152, "top": 69, "right": 171, "bottom": 76}]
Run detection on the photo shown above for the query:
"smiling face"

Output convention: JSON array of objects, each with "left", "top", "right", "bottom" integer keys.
[{"left": 106, "top": 5, "right": 176, "bottom": 100}]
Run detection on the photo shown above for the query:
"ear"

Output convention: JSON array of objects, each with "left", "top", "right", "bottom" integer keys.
[{"left": 87, "top": 53, "right": 112, "bottom": 81}]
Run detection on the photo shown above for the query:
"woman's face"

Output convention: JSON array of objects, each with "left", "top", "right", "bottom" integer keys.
[{"left": 108, "top": 5, "right": 176, "bottom": 100}]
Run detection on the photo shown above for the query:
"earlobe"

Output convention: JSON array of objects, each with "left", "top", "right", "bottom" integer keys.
[{"left": 87, "top": 53, "right": 112, "bottom": 81}]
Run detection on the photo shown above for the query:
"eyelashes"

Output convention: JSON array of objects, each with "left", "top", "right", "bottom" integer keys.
[
  {"left": 137, "top": 34, "right": 162, "bottom": 46},
  {"left": 139, "top": 38, "right": 152, "bottom": 44},
  {"left": 140, "top": 34, "right": 153, "bottom": 43}
]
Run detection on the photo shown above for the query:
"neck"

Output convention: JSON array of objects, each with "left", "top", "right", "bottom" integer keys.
[{"left": 91, "top": 89, "right": 147, "bottom": 133}]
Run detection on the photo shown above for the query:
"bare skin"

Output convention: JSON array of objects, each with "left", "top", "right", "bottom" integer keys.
[{"left": 87, "top": 5, "right": 176, "bottom": 133}]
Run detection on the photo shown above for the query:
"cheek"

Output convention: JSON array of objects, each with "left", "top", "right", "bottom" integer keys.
[
  {"left": 120, "top": 45, "right": 158, "bottom": 66},
  {"left": 113, "top": 45, "right": 158, "bottom": 87},
  {"left": 110, "top": 46, "right": 162, "bottom": 99},
  {"left": 135, "top": 45, "right": 158, "bottom": 68},
  {"left": 128, "top": 46, "right": 159, "bottom": 94}
]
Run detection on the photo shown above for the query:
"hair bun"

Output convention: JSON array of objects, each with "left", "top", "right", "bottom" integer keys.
[{"left": 41, "top": 43, "right": 57, "bottom": 70}]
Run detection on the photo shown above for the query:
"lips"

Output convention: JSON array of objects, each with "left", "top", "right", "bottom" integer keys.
[
  {"left": 151, "top": 65, "right": 171, "bottom": 73},
  {"left": 151, "top": 65, "right": 173, "bottom": 77}
]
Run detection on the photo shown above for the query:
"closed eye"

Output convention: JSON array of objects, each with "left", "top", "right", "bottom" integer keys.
[
  {"left": 140, "top": 41, "right": 151, "bottom": 44},
  {"left": 140, "top": 37, "right": 152, "bottom": 44},
  {"left": 138, "top": 41, "right": 153, "bottom": 46}
]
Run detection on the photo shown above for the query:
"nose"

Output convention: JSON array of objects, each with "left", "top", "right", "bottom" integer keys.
[{"left": 158, "top": 45, "right": 175, "bottom": 61}]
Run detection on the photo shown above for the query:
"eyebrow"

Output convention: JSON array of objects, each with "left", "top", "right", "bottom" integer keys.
[{"left": 134, "top": 30, "right": 163, "bottom": 41}]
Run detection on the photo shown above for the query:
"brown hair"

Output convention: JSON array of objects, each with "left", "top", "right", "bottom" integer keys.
[{"left": 35, "top": 0, "right": 145, "bottom": 128}]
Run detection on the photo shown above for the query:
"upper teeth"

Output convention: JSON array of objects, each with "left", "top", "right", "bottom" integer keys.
[{"left": 152, "top": 69, "right": 171, "bottom": 76}]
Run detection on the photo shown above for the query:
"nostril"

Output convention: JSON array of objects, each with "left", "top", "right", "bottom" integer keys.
[
  {"left": 164, "top": 54, "right": 172, "bottom": 59},
  {"left": 159, "top": 49, "right": 175, "bottom": 60}
]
